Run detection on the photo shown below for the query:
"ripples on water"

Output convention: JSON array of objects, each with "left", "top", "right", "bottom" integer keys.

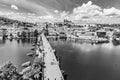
[
  {"left": 0, "top": 39, "right": 35, "bottom": 72},
  {"left": 1, "top": 38, "right": 120, "bottom": 80},
  {"left": 49, "top": 39, "right": 120, "bottom": 80}
]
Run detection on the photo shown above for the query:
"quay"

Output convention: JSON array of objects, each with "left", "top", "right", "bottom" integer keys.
[{"left": 37, "top": 33, "right": 64, "bottom": 80}]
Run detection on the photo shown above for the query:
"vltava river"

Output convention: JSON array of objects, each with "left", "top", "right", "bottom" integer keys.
[
  {"left": 50, "top": 40, "right": 120, "bottom": 80},
  {"left": 1, "top": 39, "right": 120, "bottom": 80},
  {"left": 0, "top": 39, "right": 35, "bottom": 72}
]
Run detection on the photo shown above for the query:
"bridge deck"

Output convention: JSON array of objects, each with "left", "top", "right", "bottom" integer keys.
[{"left": 41, "top": 34, "right": 64, "bottom": 80}]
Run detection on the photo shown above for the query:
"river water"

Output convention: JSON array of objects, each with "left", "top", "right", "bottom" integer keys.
[
  {"left": 0, "top": 39, "right": 35, "bottom": 72},
  {"left": 49, "top": 40, "right": 120, "bottom": 80},
  {"left": 0, "top": 39, "right": 120, "bottom": 80}
]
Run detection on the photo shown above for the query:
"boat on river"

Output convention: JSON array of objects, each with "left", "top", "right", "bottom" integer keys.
[{"left": 21, "top": 61, "right": 31, "bottom": 67}]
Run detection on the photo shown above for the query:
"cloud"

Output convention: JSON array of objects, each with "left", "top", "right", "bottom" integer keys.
[
  {"left": 1, "top": 0, "right": 120, "bottom": 23},
  {"left": 103, "top": 7, "right": 120, "bottom": 16},
  {"left": 0, "top": 0, "right": 53, "bottom": 16},
  {"left": 0, "top": 10, "right": 37, "bottom": 23},
  {"left": 0, "top": 10, "right": 57, "bottom": 23},
  {"left": 60, "top": 11, "right": 69, "bottom": 17},
  {"left": 60, "top": 1, "right": 120, "bottom": 23},
  {"left": 11, "top": 4, "right": 18, "bottom": 10},
  {"left": 0, "top": 0, "right": 59, "bottom": 22},
  {"left": 68, "top": 1, "right": 103, "bottom": 20},
  {"left": 73, "top": 1, "right": 102, "bottom": 14}
]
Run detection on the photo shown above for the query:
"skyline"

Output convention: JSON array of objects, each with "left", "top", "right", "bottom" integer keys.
[{"left": 0, "top": 0, "right": 120, "bottom": 23}]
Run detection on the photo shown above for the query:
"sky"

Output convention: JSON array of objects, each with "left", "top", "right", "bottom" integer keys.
[{"left": 0, "top": 0, "right": 120, "bottom": 23}]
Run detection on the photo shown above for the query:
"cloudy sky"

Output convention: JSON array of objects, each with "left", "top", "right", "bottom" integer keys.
[{"left": 0, "top": 0, "right": 120, "bottom": 23}]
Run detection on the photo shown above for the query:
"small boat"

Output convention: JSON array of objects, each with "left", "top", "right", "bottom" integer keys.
[
  {"left": 27, "top": 52, "right": 34, "bottom": 57},
  {"left": 31, "top": 48, "right": 35, "bottom": 50},
  {"left": 32, "top": 44, "right": 36, "bottom": 46},
  {"left": 20, "top": 66, "right": 31, "bottom": 74},
  {"left": 21, "top": 61, "right": 31, "bottom": 67}
]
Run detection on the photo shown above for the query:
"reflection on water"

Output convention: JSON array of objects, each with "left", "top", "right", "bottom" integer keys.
[
  {"left": 112, "top": 40, "right": 120, "bottom": 46},
  {"left": 49, "top": 39, "right": 120, "bottom": 80},
  {"left": 0, "top": 39, "right": 35, "bottom": 72},
  {"left": 1, "top": 38, "right": 120, "bottom": 80}
]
